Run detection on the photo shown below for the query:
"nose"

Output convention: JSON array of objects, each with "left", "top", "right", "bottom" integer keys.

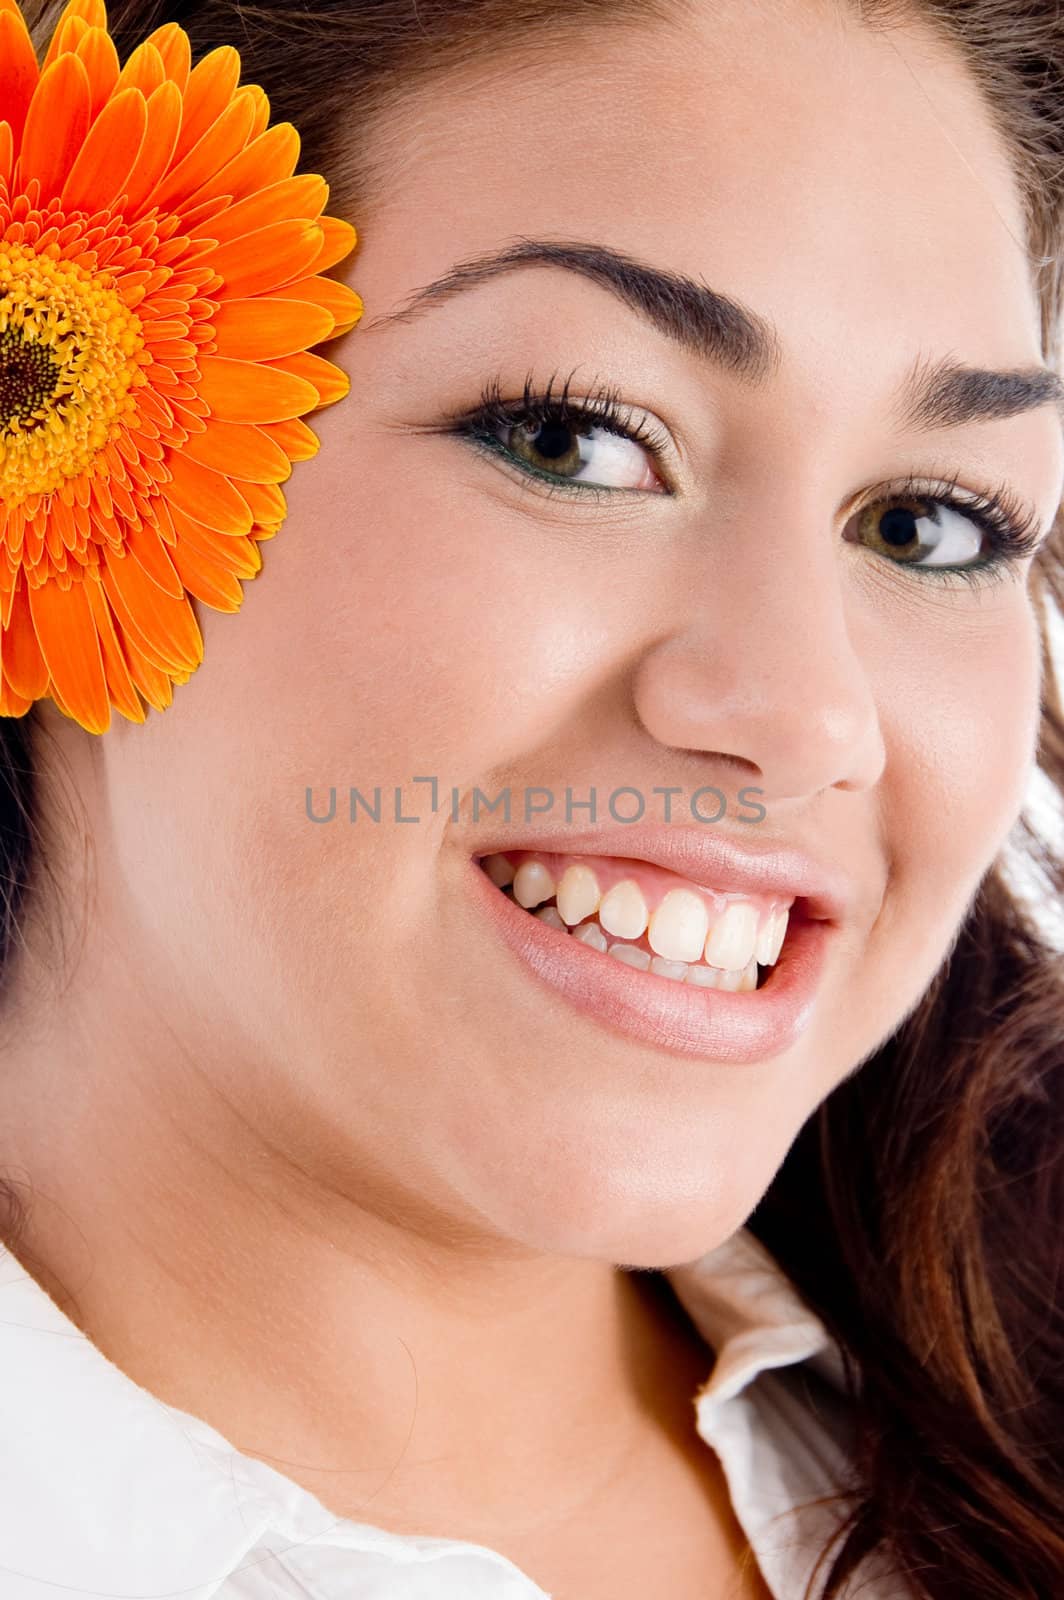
[{"left": 631, "top": 520, "right": 887, "bottom": 805}]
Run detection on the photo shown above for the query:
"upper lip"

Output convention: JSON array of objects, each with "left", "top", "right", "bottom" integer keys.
[{"left": 473, "top": 823, "right": 854, "bottom": 924}]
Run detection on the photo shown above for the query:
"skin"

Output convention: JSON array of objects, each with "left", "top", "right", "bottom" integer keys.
[{"left": 5, "top": 0, "right": 1063, "bottom": 1589}]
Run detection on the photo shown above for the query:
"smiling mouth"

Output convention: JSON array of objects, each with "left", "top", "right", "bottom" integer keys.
[{"left": 476, "top": 851, "right": 797, "bottom": 993}]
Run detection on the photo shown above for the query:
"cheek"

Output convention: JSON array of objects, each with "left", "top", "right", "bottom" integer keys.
[
  {"left": 878, "top": 592, "right": 1040, "bottom": 961},
  {"left": 132, "top": 468, "right": 618, "bottom": 999},
  {"left": 233, "top": 460, "right": 614, "bottom": 784}
]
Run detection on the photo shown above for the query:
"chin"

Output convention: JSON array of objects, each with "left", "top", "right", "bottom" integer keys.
[{"left": 468, "top": 1145, "right": 775, "bottom": 1269}]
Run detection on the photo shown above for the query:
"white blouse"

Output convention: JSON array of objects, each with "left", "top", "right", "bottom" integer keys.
[{"left": 0, "top": 1225, "right": 917, "bottom": 1598}]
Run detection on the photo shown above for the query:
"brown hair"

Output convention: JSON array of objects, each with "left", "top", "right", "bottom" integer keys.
[{"left": 9, "top": 2, "right": 1064, "bottom": 1595}]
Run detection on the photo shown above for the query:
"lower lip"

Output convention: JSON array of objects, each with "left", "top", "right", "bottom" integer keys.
[{"left": 468, "top": 858, "right": 836, "bottom": 1065}]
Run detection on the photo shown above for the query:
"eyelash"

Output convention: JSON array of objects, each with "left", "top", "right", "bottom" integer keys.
[{"left": 449, "top": 366, "right": 1045, "bottom": 591}]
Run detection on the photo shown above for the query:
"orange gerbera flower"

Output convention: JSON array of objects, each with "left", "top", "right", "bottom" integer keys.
[{"left": 0, "top": 0, "right": 362, "bottom": 733}]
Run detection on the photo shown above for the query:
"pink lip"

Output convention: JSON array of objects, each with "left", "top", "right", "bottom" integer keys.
[{"left": 469, "top": 857, "right": 837, "bottom": 1066}]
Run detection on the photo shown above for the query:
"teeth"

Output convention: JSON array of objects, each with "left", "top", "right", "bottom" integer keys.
[
  {"left": 650, "top": 955, "right": 690, "bottom": 982},
  {"left": 648, "top": 887, "right": 710, "bottom": 964},
  {"left": 686, "top": 962, "right": 723, "bottom": 988},
  {"left": 597, "top": 879, "right": 648, "bottom": 941},
  {"left": 483, "top": 853, "right": 516, "bottom": 888},
  {"left": 556, "top": 864, "right": 602, "bottom": 925},
  {"left": 755, "top": 905, "right": 790, "bottom": 966},
  {"left": 608, "top": 942, "right": 652, "bottom": 970},
  {"left": 704, "top": 900, "right": 759, "bottom": 970},
  {"left": 488, "top": 855, "right": 793, "bottom": 986},
  {"left": 513, "top": 860, "right": 556, "bottom": 909},
  {"left": 754, "top": 906, "right": 779, "bottom": 965},
  {"left": 534, "top": 905, "right": 567, "bottom": 931}
]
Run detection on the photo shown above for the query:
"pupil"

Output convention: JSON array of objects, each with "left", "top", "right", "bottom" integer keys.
[
  {"left": 880, "top": 506, "right": 918, "bottom": 547},
  {"left": 528, "top": 421, "right": 573, "bottom": 463}
]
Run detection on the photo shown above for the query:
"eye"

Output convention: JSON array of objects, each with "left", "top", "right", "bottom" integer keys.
[
  {"left": 455, "top": 372, "right": 672, "bottom": 496},
  {"left": 848, "top": 492, "right": 983, "bottom": 567},
  {"left": 843, "top": 475, "right": 1043, "bottom": 582},
  {"left": 494, "top": 410, "right": 664, "bottom": 491}
]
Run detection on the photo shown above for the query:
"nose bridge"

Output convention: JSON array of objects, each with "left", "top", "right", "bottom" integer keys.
[{"left": 630, "top": 491, "right": 887, "bottom": 801}]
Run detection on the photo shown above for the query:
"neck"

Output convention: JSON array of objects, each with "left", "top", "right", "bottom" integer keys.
[{"left": 2, "top": 989, "right": 715, "bottom": 1542}]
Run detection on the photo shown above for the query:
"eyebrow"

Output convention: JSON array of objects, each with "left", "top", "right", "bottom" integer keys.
[{"left": 361, "top": 235, "right": 1064, "bottom": 434}]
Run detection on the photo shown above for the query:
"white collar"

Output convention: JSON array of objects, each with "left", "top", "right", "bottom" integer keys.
[
  {"left": 666, "top": 1223, "right": 849, "bottom": 1419},
  {"left": 0, "top": 1226, "right": 846, "bottom": 1597}
]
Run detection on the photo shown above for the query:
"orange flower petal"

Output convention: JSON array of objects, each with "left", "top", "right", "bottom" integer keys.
[
  {"left": 168, "top": 502, "right": 263, "bottom": 577},
  {"left": 67, "top": 0, "right": 106, "bottom": 23},
  {"left": 112, "top": 617, "right": 171, "bottom": 707},
  {"left": 180, "top": 419, "right": 292, "bottom": 483},
  {"left": 181, "top": 120, "right": 300, "bottom": 210},
  {"left": 268, "top": 274, "right": 364, "bottom": 336},
  {"left": 169, "top": 533, "right": 245, "bottom": 612},
  {"left": 82, "top": 572, "right": 147, "bottom": 724},
  {"left": 244, "top": 84, "right": 271, "bottom": 140},
  {"left": 171, "top": 45, "right": 242, "bottom": 165},
  {"left": 121, "top": 79, "right": 182, "bottom": 216},
  {"left": 144, "top": 22, "right": 191, "bottom": 92},
  {"left": 0, "top": 678, "right": 34, "bottom": 719},
  {"left": 118, "top": 626, "right": 175, "bottom": 712},
  {"left": 304, "top": 217, "right": 359, "bottom": 277},
  {"left": 2, "top": 578, "right": 49, "bottom": 701},
  {"left": 26, "top": 576, "right": 110, "bottom": 735},
  {"left": 41, "top": 0, "right": 105, "bottom": 69},
  {"left": 195, "top": 355, "right": 321, "bottom": 424},
  {"left": 113, "top": 39, "right": 164, "bottom": 99},
  {"left": 208, "top": 219, "right": 324, "bottom": 299},
  {"left": 152, "top": 87, "right": 259, "bottom": 212},
  {"left": 0, "top": 567, "right": 17, "bottom": 633},
  {"left": 101, "top": 552, "right": 203, "bottom": 675},
  {"left": 17, "top": 51, "right": 92, "bottom": 201},
  {"left": 188, "top": 173, "right": 328, "bottom": 247},
  {"left": 74, "top": 25, "right": 120, "bottom": 119},
  {"left": 265, "top": 350, "right": 350, "bottom": 407},
  {"left": 238, "top": 480, "right": 287, "bottom": 525},
  {"left": 210, "top": 296, "right": 335, "bottom": 361},
  {"left": 0, "top": 121, "right": 12, "bottom": 187},
  {"left": 73, "top": 0, "right": 106, "bottom": 27},
  {"left": 0, "top": 1, "right": 41, "bottom": 146},
  {"left": 124, "top": 516, "right": 185, "bottom": 598},
  {"left": 60, "top": 87, "right": 147, "bottom": 212},
  {"left": 163, "top": 449, "right": 255, "bottom": 536},
  {"left": 259, "top": 417, "right": 320, "bottom": 462},
  {"left": 39, "top": 6, "right": 90, "bottom": 73}
]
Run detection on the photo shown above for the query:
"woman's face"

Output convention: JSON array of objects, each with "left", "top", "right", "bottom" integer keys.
[{"left": 41, "top": 0, "right": 1064, "bottom": 1266}]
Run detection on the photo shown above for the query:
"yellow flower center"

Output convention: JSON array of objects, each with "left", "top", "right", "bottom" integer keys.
[{"left": 0, "top": 243, "right": 146, "bottom": 507}]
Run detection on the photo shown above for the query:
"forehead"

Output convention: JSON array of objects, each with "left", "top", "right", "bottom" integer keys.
[{"left": 361, "top": 0, "right": 1040, "bottom": 398}]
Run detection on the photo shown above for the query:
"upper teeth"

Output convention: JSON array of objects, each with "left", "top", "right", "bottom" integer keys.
[
  {"left": 486, "top": 854, "right": 790, "bottom": 970},
  {"left": 598, "top": 878, "right": 651, "bottom": 942},
  {"left": 556, "top": 863, "right": 600, "bottom": 925},
  {"left": 508, "top": 859, "right": 554, "bottom": 905},
  {"left": 705, "top": 899, "right": 760, "bottom": 969},
  {"left": 649, "top": 888, "right": 711, "bottom": 965}
]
